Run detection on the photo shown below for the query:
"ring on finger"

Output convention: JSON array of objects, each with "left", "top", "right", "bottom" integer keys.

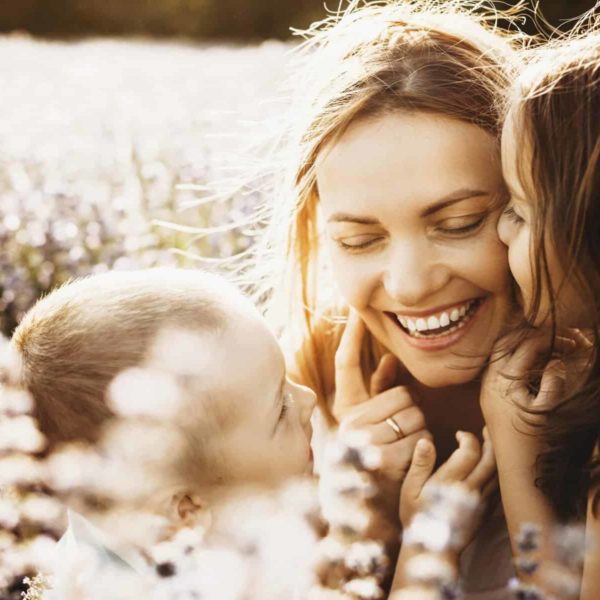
[{"left": 385, "top": 416, "right": 405, "bottom": 440}]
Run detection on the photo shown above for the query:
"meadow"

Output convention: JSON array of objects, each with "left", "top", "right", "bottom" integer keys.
[{"left": 0, "top": 35, "right": 290, "bottom": 333}]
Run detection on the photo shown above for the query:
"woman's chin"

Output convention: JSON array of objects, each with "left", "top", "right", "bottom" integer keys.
[{"left": 410, "top": 363, "right": 484, "bottom": 389}]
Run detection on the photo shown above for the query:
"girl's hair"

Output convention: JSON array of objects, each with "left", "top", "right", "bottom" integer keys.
[
  {"left": 507, "top": 27, "right": 600, "bottom": 520},
  {"left": 11, "top": 268, "right": 228, "bottom": 448},
  {"left": 263, "top": 0, "right": 521, "bottom": 421}
]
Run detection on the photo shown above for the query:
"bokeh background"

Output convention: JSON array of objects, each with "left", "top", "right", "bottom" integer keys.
[
  {"left": 0, "top": 0, "right": 596, "bottom": 335},
  {"left": 0, "top": 0, "right": 597, "bottom": 39}
]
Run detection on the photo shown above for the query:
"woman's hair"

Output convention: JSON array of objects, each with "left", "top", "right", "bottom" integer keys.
[
  {"left": 11, "top": 268, "right": 228, "bottom": 448},
  {"left": 263, "top": 0, "right": 521, "bottom": 421},
  {"left": 506, "top": 27, "right": 600, "bottom": 520}
]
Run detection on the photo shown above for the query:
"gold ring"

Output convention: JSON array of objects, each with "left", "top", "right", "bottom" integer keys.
[{"left": 385, "top": 417, "right": 405, "bottom": 440}]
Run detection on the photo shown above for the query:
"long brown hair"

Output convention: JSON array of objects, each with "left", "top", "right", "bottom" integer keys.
[
  {"left": 261, "top": 1, "right": 522, "bottom": 421},
  {"left": 507, "top": 27, "right": 600, "bottom": 520}
]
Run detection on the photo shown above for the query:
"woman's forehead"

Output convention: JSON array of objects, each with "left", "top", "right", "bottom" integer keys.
[{"left": 316, "top": 112, "right": 501, "bottom": 216}]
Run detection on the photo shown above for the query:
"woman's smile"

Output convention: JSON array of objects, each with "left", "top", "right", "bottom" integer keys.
[{"left": 384, "top": 296, "right": 487, "bottom": 351}]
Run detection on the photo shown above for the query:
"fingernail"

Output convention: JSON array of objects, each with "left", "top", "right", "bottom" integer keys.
[{"left": 455, "top": 430, "right": 464, "bottom": 444}]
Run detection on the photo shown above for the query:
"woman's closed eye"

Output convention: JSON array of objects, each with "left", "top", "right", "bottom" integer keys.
[
  {"left": 334, "top": 234, "right": 384, "bottom": 252},
  {"left": 436, "top": 213, "right": 487, "bottom": 237}
]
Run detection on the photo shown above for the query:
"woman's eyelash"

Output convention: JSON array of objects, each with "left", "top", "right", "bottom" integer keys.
[
  {"left": 336, "top": 237, "right": 382, "bottom": 251},
  {"left": 441, "top": 215, "right": 486, "bottom": 235},
  {"left": 503, "top": 206, "right": 524, "bottom": 224}
]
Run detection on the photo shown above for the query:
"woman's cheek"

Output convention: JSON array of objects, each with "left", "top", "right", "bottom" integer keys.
[{"left": 329, "top": 252, "right": 379, "bottom": 309}]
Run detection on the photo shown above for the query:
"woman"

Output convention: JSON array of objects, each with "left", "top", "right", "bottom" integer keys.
[
  {"left": 482, "top": 23, "right": 600, "bottom": 599},
  {"left": 258, "top": 0, "right": 525, "bottom": 596}
]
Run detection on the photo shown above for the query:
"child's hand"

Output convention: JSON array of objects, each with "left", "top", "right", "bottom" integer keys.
[
  {"left": 332, "top": 310, "right": 430, "bottom": 482},
  {"left": 480, "top": 329, "right": 583, "bottom": 437},
  {"left": 399, "top": 429, "right": 496, "bottom": 550}
]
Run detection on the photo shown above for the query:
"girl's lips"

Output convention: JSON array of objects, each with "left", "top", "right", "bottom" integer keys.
[{"left": 388, "top": 298, "right": 487, "bottom": 352}]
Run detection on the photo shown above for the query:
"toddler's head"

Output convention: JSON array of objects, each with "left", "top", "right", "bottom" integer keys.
[{"left": 12, "top": 268, "right": 315, "bottom": 516}]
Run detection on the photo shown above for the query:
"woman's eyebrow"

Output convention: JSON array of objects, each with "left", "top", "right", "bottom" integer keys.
[
  {"left": 326, "top": 189, "right": 489, "bottom": 224},
  {"left": 420, "top": 188, "right": 489, "bottom": 217},
  {"left": 327, "top": 213, "right": 380, "bottom": 225}
]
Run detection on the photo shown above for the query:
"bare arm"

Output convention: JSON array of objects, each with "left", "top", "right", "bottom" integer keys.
[
  {"left": 481, "top": 331, "right": 592, "bottom": 595},
  {"left": 581, "top": 477, "right": 600, "bottom": 600}
]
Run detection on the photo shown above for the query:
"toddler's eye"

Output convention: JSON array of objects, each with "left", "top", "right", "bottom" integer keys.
[{"left": 278, "top": 392, "right": 293, "bottom": 422}]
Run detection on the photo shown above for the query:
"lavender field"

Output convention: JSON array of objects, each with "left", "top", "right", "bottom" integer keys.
[{"left": 0, "top": 36, "right": 291, "bottom": 333}]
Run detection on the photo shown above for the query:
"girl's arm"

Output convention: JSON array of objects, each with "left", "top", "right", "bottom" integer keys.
[
  {"left": 581, "top": 473, "right": 600, "bottom": 600},
  {"left": 481, "top": 332, "right": 586, "bottom": 592}
]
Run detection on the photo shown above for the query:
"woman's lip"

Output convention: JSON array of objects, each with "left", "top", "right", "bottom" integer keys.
[
  {"left": 392, "top": 297, "right": 480, "bottom": 318},
  {"left": 389, "top": 298, "right": 487, "bottom": 352}
]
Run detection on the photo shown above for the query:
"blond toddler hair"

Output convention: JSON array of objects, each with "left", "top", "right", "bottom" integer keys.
[{"left": 11, "top": 268, "right": 232, "bottom": 449}]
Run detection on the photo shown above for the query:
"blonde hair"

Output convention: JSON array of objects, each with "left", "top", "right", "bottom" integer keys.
[
  {"left": 260, "top": 0, "right": 523, "bottom": 422},
  {"left": 11, "top": 268, "right": 228, "bottom": 448}
]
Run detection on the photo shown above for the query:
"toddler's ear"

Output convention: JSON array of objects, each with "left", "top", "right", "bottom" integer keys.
[{"left": 171, "top": 491, "right": 212, "bottom": 529}]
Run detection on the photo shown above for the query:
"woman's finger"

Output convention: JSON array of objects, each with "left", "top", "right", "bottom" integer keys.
[
  {"left": 464, "top": 430, "right": 496, "bottom": 491},
  {"left": 333, "top": 309, "right": 369, "bottom": 418},
  {"left": 340, "top": 385, "right": 414, "bottom": 427},
  {"left": 358, "top": 405, "right": 426, "bottom": 444},
  {"left": 370, "top": 353, "right": 398, "bottom": 396},
  {"left": 432, "top": 431, "right": 481, "bottom": 483}
]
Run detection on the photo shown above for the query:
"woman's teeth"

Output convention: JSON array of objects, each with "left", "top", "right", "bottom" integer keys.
[{"left": 396, "top": 300, "right": 481, "bottom": 338}]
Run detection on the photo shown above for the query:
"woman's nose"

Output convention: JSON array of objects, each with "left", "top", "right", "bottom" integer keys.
[{"left": 383, "top": 243, "right": 451, "bottom": 306}]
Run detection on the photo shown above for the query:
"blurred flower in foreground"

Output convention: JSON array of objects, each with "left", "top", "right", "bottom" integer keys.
[
  {"left": 315, "top": 430, "right": 390, "bottom": 599},
  {"left": 0, "top": 336, "right": 65, "bottom": 598},
  {"left": 391, "top": 483, "right": 482, "bottom": 600},
  {"left": 509, "top": 521, "right": 588, "bottom": 600}
]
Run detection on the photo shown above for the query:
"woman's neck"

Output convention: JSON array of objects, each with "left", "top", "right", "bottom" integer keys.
[{"left": 411, "top": 379, "right": 485, "bottom": 463}]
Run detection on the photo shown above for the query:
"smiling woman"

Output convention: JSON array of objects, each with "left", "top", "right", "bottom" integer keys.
[
  {"left": 316, "top": 112, "right": 512, "bottom": 388},
  {"left": 256, "top": 0, "right": 525, "bottom": 596}
]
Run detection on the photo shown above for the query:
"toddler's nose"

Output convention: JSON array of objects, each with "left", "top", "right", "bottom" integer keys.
[{"left": 291, "top": 381, "right": 317, "bottom": 424}]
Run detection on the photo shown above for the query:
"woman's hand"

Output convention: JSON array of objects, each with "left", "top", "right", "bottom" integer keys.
[
  {"left": 399, "top": 429, "right": 496, "bottom": 549},
  {"left": 332, "top": 310, "right": 430, "bottom": 482}
]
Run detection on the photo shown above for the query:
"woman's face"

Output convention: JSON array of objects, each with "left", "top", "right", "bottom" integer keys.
[{"left": 316, "top": 112, "right": 513, "bottom": 388}]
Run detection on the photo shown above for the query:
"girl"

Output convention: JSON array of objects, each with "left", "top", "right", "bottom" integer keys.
[
  {"left": 259, "top": 0, "right": 524, "bottom": 596},
  {"left": 482, "top": 23, "right": 600, "bottom": 599}
]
